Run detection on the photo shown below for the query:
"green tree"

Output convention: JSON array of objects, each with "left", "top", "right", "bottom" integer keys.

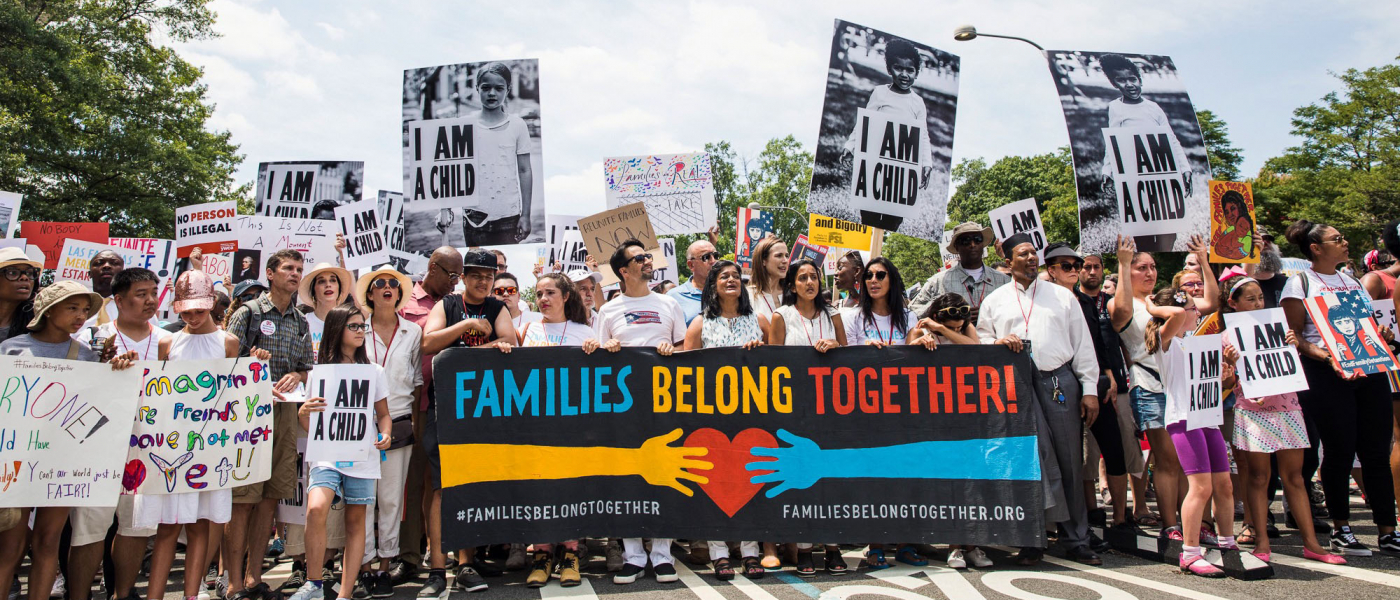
[
  {"left": 1197, "top": 109, "right": 1243, "bottom": 181},
  {"left": 1253, "top": 56, "right": 1400, "bottom": 260},
  {"left": 0, "top": 0, "right": 243, "bottom": 238}
]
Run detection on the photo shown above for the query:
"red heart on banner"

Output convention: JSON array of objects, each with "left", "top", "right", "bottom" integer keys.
[
  {"left": 683, "top": 428, "right": 777, "bottom": 517},
  {"left": 122, "top": 459, "right": 146, "bottom": 492}
]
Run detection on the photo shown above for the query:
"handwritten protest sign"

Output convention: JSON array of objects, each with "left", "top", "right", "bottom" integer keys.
[
  {"left": 406, "top": 117, "right": 478, "bottom": 211},
  {"left": 235, "top": 216, "right": 337, "bottom": 279},
  {"left": 175, "top": 201, "right": 237, "bottom": 258},
  {"left": 335, "top": 200, "right": 389, "bottom": 271},
  {"left": 578, "top": 204, "right": 667, "bottom": 287},
  {"left": 277, "top": 437, "right": 309, "bottom": 526},
  {"left": 0, "top": 356, "right": 142, "bottom": 507},
  {"left": 20, "top": 222, "right": 109, "bottom": 270},
  {"left": 736, "top": 207, "right": 775, "bottom": 271},
  {"left": 124, "top": 359, "right": 273, "bottom": 494},
  {"left": 989, "top": 199, "right": 1046, "bottom": 261},
  {"left": 1224, "top": 308, "right": 1308, "bottom": 398},
  {"left": 57, "top": 240, "right": 119, "bottom": 288},
  {"left": 604, "top": 153, "right": 716, "bottom": 235},
  {"left": 0, "top": 191, "right": 20, "bottom": 238},
  {"left": 1101, "top": 126, "right": 1196, "bottom": 240},
  {"left": 306, "top": 365, "right": 380, "bottom": 465},
  {"left": 1209, "top": 181, "right": 1259, "bottom": 264},
  {"left": 1303, "top": 290, "right": 1399, "bottom": 376},
  {"left": 649, "top": 238, "right": 678, "bottom": 286},
  {"left": 790, "top": 234, "right": 830, "bottom": 265},
  {"left": 1182, "top": 334, "right": 1223, "bottom": 431},
  {"left": 807, "top": 214, "right": 873, "bottom": 251}
]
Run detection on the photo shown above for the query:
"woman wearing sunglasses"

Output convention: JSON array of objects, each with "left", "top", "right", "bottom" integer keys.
[
  {"left": 493, "top": 272, "right": 541, "bottom": 342},
  {"left": 840, "top": 257, "right": 917, "bottom": 348},
  {"left": 0, "top": 248, "right": 39, "bottom": 345}
]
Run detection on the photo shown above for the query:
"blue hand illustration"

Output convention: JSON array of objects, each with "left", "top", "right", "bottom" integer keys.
[{"left": 746, "top": 429, "right": 1041, "bottom": 498}]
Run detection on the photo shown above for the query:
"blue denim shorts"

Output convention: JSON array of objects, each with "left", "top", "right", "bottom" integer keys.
[
  {"left": 308, "top": 466, "right": 376, "bottom": 505},
  {"left": 1129, "top": 387, "right": 1167, "bottom": 431}
]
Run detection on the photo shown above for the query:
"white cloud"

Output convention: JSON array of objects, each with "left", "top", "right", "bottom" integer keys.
[{"left": 315, "top": 22, "right": 346, "bottom": 40}]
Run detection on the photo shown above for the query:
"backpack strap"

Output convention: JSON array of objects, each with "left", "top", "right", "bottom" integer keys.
[
  {"left": 66, "top": 339, "right": 80, "bottom": 361},
  {"left": 237, "top": 302, "right": 264, "bottom": 357}
]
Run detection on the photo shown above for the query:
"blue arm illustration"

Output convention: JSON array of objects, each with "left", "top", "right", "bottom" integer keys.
[{"left": 746, "top": 429, "right": 1041, "bottom": 498}]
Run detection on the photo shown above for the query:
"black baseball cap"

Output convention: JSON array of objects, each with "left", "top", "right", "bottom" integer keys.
[{"left": 462, "top": 250, "right": 498, "bottom": 272}]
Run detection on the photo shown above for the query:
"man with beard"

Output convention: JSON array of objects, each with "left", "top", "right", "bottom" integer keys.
[{"left": 1247, "top": 227, "right": 1287, "bottom": 308}]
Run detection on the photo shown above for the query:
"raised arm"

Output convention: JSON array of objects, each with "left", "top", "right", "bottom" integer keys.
[{"left": 1110, "top": 235, "right": 1136, "bottom": 331}]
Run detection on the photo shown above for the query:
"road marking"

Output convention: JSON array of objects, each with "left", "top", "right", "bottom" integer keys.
[
  {"left": 1270, "top": 553, "right": 1400, "bottom": 589},
  {"left": 538, "top": 577, "right": 599, "bottom": 599},
  {"left": 981, "top": 572, "right": 1137, "bottom": 600},
  {"left": 773, "top": 572, "right": 822, "bottom": 599},
  {"left": 672, "top": 561, "right": 728, "bottom": 600},
  {"left": 728, "top": 572, "right": 782, "bottom": 600},
  {"left": 989, "top": 546, "right": 1233, "bottom": 600}
]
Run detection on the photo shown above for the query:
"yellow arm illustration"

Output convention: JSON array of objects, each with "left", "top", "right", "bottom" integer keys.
[{"left": 439, "top": 428, "right": 713, "bottom": 496}]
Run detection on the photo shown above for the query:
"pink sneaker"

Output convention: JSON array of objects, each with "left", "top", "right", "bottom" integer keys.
[
  {"left": 1304, "top": 548, "right": 1347, "bottom": 565},
  {"left": 1179, "top": 554, "right": 1225, "bottom": 577},
  {"left": 1251, "top": 551, "right": 1271, "bottom": 563}
]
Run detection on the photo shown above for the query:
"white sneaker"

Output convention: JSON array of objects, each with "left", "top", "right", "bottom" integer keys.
[
  {"left": 946, "top": 549, "right": 967, "bottom": 569},
  {"left": 965, "top": 547, "right": 994, "bottom": 568},
  {"left": 50, "top": 573, "right": 65, "bottom": 599}
]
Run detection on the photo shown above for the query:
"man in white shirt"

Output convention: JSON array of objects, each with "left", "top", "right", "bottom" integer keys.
[
  {"left": 71, "top": 268, "right": 167, "bottom": 600},
  {"left": 667, "top": 240, "right": 718, "bottom": 325},
  {"left": 910, "top": 222, "right": 1010, "bottom": 322},
  {"left": 976, "top": 233, "right": 1101, "bottom": 566},
  {"left": 595, "top": 239, "right": 686, "bottom": 585}
]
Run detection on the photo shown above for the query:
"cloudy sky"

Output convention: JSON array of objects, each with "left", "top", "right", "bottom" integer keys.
[{"left": 176, "top": 0, "right": 1400, "bottom": 279}]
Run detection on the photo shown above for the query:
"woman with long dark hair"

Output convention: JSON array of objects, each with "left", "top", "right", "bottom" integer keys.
[
  {"left": 840, "top": 257, "right": 916, "bottom": 348},
  {"left": 0, "top": 248, "right": 37, "bottom": 345},
  {"left": 1280, "top": 219, "right": 1399, "bottom": 556}
]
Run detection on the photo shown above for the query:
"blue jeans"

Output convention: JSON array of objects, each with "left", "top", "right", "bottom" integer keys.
[{"left": 309, "top": 466, "right": 376, "bottom": 505}]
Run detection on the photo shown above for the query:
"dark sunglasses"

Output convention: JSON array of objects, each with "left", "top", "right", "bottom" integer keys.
[
  {"left": 1052, "top": 261, "right": 1084, "bottom": 271},
  {"left": 629, "top": 253, "right": 653, "bottom": 265},
  {"left": 493, "top": 286, "right": 519, "bottom": 296},
  {"left": 433, "top": 263, "right": 461, "bottom": 281},
  {"left": 371, "top": 278, "right": 401, "bottom": 289},
  {"left": 346, "top": 323, "right": 370, "bottom": 332},
  {"left": 937, "top": 305, "right": 971, "bottom": 319},
  {"left": 1, "top": 266, "right": 39, "bottom": 281},
  {"left": 237, "top": 292, "right": 260, "bottom": 302},
  {"left": 691, "top": 251, "right": 720, "bottom": 262},
  {"left": 957, "top": 234, "right": 984, "bottom": 246},
  {"left": 863, "top": 270, "right": 888, "bottom": 281}
]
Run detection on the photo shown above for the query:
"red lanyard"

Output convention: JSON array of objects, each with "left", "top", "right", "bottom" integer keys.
[
  {"left": 870, "top": 312, "right": 894, "bottom": 345},
  {"left": 799, "top": 308, "right": 825, "bottom": 347},
  {"left": 117, "top": 324, "right": 154, "bottom": 359},
  {"left": 1311, "top": 269, "right": 1349, "bottom": 293},
  {"left": 371, "top": 318, "right": 397, "bottom": 367},
  {"left": 1013, "top": 280, "right": 1038, "bottom": 338}
]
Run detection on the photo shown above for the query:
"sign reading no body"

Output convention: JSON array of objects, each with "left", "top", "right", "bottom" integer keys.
[{"left": 407, "top": 117, "right": 477, "bottom": 210}]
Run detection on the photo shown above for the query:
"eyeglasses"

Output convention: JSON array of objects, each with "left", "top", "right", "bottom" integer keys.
[
  {"left": 957, "top": 234, "right": 984, "bottom": 246},
  {"left": 1180, "top": 281, "right": 1204, "bottom": 289},
  {"left": 346, "top": 323, "right": 369, "bottom": 332},
  {"left": 493, "top": 286, "right": 518, "bottom": 296},
  {"left": 628, "top": 253, "right": 653, "bottom": 265},
  {"left": 237, "top": 292, "right": 260, "bottom": 302},
  {"left": 1, "top": 266, "right": 39, "bottom": 281},
  {"left": 496, "top": 264, "right": 507, "bottom": 272},
  {"left": 1052, "top": 261, "right": 1084, "bottom": 271},
  {"left": 863, "top": 270, "right": 888, "bottom": 281},
  {"left": 1322, "top": 235, "right": 1346, "bottom": 245},
  {"left": 432, "top": 263, "right": 461, "bottom": 281},
  {"left": 1378, "top": 260, "right": 1397, "bottom": 268},
  {"left": 371, "top": 278, "right": 401, "bottom": 289},
  {"left": 937, "top": 305, "right": 971, "bottom": 319},
  {"left": 691, "top": 251, "right": 720, "bottom": 263}
]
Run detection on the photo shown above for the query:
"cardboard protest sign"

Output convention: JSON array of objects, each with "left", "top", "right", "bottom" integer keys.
[
  {"left": 402, "top": 60, "right": 546, "bottom": 251},
  {"left": 1047, "top": 51, "right": 1210, "bottom": 253},
  {"left": 56, "top": 240, "right": 119, "bottom": 288},
  {"left": 789, "top": 234, "right": 830, "bottom": 265},
  {"left": 1182, "top": 334, "right": 1223, "bottom": 431},
  {"left": 604, "top": 153, "right": 717, "bottom": 235},
  {"left": 649, "top": 238, "right": 678, "bottom": 286},
  {"left": 808, "top": 20, "right": 959, "bottom": 242},
  {"left": 1208, "top": 181, "right": 1259, "bottom": 264},
  {"left": 989, "top": 199, "right": 1046, "bottom": 261},
  {"left": 1223, "top": 308, "right": 1308, "bottom": 398},
  {"left": 0, "top": 356, "right": 142, "bottom": 507},
  {"left": 577, "top": 204, "right": 668, "bottom": 287},
  {"left": 124, "top": 358, "right": 273, "bottom": 494},
  {"left": 255, "top": 161, "right": 363, "bottom": 220},
  {"left": 335, "top": 200, "right": 390, "bottom": 271},
  {"left": 175, "top": 201, "right": 237, "bottom": 258},
  {"left": 20, "top": 222, "right": 109, "bottom": 269},
  {"left": 736, "top": 207, "right": 775, "bottom": 271},
  {"left": 233, "top": 216, "right": 337, "bottom": 283},
  {"left": 1303, "top": 290, "right": 1399, "bottom": 376},
  {"left": 0, "top": 191, "right": 20, "bottom": 238},
  {"left": 807, "top": 214, "right": 873, "bottom": 251},
  {"left": 277, "top": 437, "right": 309, "bottom": 526},
  {"left": 432, "top": 345, "right": 1043, "bottom": 547},
  {"left": 305, "top": 365, "right": 380, "bottom": 465}
]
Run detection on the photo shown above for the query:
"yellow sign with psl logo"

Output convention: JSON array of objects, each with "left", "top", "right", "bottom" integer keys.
[{"left": 807, "top": 214, "right": 874, "bottom": 251}]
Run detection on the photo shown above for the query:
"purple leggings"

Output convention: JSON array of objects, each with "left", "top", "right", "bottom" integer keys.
[{"left": 1166, "top": 422, "right": 1230, "bottom": 475}]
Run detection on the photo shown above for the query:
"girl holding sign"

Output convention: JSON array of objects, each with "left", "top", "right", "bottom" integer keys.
[
  {"left": 140, "top": 271, "right": 273, "bottom": 600},
  {"left": 1218, "top": 273, "right": 1342, "bottom": 564},
  {"left": 1280, "top": 219, "right": 1399, "bottom": 556},
  {"left": 299, "top": 263, "right": 354, "bottom": 359},
  {"left": 1147, "top": 288, "right": 1237, "bottom": 577},
  {"left": 291, "top": 305, "right": 391, "bottom": 600}
]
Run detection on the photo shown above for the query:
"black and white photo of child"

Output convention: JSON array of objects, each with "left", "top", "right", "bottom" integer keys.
[
  {"left": 808, "top": 19, "right": 959, "bottom": 242},
  {"left": 253, "top": 160, "right": 364, "bottom": 221},
  {"left": 401, "top": 59, "right": 545, "bottom": 253},
  {"left": 1047, "top": 51, "right": 1211, "bottom": 253}
]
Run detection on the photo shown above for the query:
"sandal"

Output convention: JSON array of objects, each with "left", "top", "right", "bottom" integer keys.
[
  {"left": 795, "top": 552, "right": 816, "bottom": 577},
  {"left": 1237, "top": 524, "right": 1257, "bottom": 546},
  {"left": 825, "top": 550, "right": 849, "bottom": 575},
  {"left": 1179, "top": 554, "right": 1225, "bottom": 578},
  {"left": 714, "top": 557, "right": 735, "bottom": 581},
  {"left": 895, "top": 546, "right": 928, "bottom": 566},
  {"left": 742, "top": 557, "right": 765, "bottom": 579},
  {"left": 864, "top": 549, "right": 891, "bottom": 570},
  {"left": 1134, "top": 512, "right": 1162, "bottom": 528}
]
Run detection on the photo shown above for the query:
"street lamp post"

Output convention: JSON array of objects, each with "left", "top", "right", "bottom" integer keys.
[{"left": 951, "top": 25, "right": 1046, "bottom": 53}]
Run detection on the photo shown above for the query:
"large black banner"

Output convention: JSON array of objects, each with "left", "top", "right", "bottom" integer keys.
[{"left": 432, "top": 345, "right": 1044, "bottom": 547}]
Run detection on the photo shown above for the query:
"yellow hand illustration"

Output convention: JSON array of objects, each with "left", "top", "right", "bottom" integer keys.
[{"left": 438, "top": 428, "right": 713, "bottom": 496}]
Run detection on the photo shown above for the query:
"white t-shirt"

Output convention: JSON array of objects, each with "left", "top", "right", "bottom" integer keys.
[
  {"left": 594, "top": 293, "right": 687, "bottom": 348},
  {"left": 511, "top": 310, "right": 544, "bottom": 335},
  {"left": 840, "top": 306, "right": 917, "bottom": 346},
  {"left": 963, "top": 266, "right": 985, "bottom": 281},
  {"left": 1281, "top": 269, "right": 1368, "bottom": 345},
  {"left": 96, "top": 322, "right": 171, "bottom": 361},
  {"left": 306, "top": 313, "right": 325, "bottom": 362},
  {"left": 520, "top": 320, "right": 594, "bottom": 348},
  {"left": 1106, "top": 98, "right": 1171, "bottom": 128},
  {"left": 473, "top": 114, "right": 532, "bottom": 221},
  {"left": 308, "top": 364, "right": 389, "bottom": 479},
  {"left": 1158, "top": 341, "right": 1189, "bottom": 426}
]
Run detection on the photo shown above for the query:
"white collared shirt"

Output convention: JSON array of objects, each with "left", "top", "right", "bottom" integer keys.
[
  {"left": 366, "top": 315, "right": 424, "bottom": 418},
  {"left": 976, "top": 278, "right": 1099, "bottom": 391}
]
